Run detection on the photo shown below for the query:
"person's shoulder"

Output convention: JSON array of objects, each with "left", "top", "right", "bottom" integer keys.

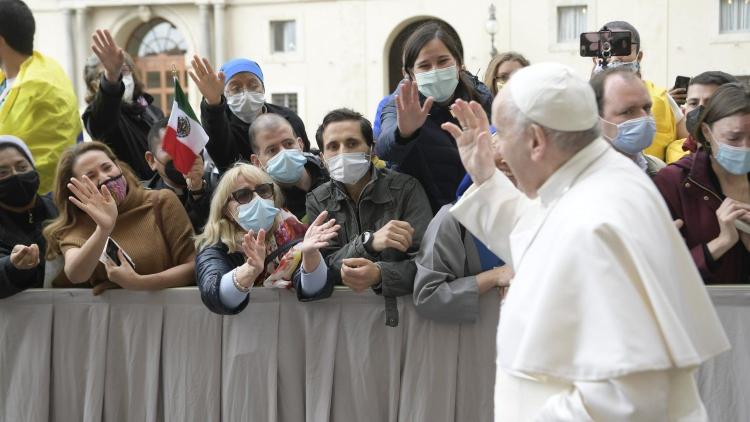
[
  {"left": 266, "top": 103, "right": 303, "bottom": 123},
  {"left": 146, "top": 187, "right": 182, "bottom": 208},
  {"left": 379, "top": 167, "right": 419, "bottom": 186},
  {"left": 307, "top": 179, "right": 334, "bottom": 204},
  {"left": 653, "top": 153, "right": 693, "bottom": 184}
]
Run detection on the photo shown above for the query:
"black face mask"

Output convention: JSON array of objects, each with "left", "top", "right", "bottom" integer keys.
[
  {"left": 162, "top": 160, "right": 187, "bottom": 188},
  {"left": 0, "top": 170, "right": 40, "bottom": 208}
]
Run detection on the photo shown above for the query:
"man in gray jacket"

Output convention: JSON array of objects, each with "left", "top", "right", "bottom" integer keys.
[{"left": 306, "top": 108, "right": 432, "bottom": 326}]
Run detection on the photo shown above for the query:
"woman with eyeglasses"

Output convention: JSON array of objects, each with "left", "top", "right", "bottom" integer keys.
[
  {"left": 82, "top": 29, "right": 164, "bottom": 180},
  {"left": 483, "top": 51, "right": 530, "bottom": 98},
  {"left": 194, "top": 163, "right": 340, "bottom": 314}
]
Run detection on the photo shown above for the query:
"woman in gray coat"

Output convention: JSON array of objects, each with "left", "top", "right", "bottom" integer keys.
[{"left": 413, "top": 136, "right": 515, "bottom": 323}]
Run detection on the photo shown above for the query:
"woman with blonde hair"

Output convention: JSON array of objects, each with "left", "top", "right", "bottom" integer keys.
[
  {"left": 195, "top": 163, "right": 339, "bottom": 314},
  {"left": 483, "top": 51, "right": 530, "bottom": 97},
  {"left": 44, "top": 141, "right": 195, "bottom": 294}
]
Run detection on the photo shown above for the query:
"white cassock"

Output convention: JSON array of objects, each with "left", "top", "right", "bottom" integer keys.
[{"left": 451, "top": 138, "right": 730, "bottom": 421}]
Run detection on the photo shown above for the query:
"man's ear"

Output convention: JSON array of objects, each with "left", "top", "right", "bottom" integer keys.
[
  {"left": 636, "top": 50, "right": 644, "bottom": 63},
  {"left": 528, "top": 124, "right": 548, "bottom": 162},
  {"left": 296, "top": 137, "right": 304, "bottom": 151},
  {"left": 250, "top": 154, "right": 261, "bottom": 167},
  {"left": 144, "top": 151, "right": 158, "bottom": 171}
]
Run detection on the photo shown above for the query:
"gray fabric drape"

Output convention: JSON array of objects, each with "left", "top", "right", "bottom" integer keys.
[{"left": 0, "top": 286, "right": 744, "bottom": 422}]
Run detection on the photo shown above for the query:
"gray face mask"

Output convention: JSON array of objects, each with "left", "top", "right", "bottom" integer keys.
[
  {"left": 594, "top": 59, "right": 641, "bottom": 75},
  {"left": 226, "top": 91, "right": 265, "bottom": 124}
]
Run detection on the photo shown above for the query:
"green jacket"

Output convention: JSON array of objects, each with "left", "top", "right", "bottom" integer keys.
[{"left": 305, "top": 167, "right": 432, "bottom": 326}]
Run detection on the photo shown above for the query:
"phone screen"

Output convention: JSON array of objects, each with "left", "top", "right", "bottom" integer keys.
[
  {"left": 105, "top": 238, "right": 121, "bottom": 266},
  {"left": 674, "top": 76, "right": 690, "bottom": 91},
  {"left": 580, "top": 31, "right": 632, "bottom": 57}
]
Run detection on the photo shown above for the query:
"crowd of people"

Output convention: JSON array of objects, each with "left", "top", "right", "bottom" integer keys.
[
  {"left": 2, "top": 0, "right": 748, "bottom": 418},
  {"left": 0, "top": 0, "right": 747, "bottom": 310}
]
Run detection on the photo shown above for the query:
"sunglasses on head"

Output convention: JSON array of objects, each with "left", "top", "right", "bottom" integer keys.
[{"left": 231, "top": 183, "right": 274, "bottom": 204}]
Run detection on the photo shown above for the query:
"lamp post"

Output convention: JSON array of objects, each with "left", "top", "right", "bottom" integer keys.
[{"left": 486, "top": 4, "right": 498, "bottom": 58}]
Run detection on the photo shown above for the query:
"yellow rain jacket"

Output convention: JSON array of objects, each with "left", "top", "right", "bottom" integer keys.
[
  {"left": 642, "top": 80, "right": 686, "bottom": 163},
  {"left": 0, "top": 52, "right": 81, "bottom": 193}
]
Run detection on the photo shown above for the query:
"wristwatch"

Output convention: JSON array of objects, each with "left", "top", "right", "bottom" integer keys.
[{"left": 362, "top": 231, "right": 376, "bottom": 254}]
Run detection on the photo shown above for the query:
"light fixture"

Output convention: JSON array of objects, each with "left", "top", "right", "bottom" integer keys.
[{"left": 485, "top": 4, "right": 498, "bottom": 58}]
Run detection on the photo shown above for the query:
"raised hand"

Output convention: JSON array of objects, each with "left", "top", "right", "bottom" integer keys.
[
  {"left": 91, "top": 29, "right": 125, "bottom": 84},
  {"left": 396, "top": 79, "right": 434, "bottom": 138},
  {"left": 185, "top": 154, "right": 205, "bottom": 193},
  {"left": 67, "top": 175, "right": 118, "bottom": 234},
  {"left": 299, "top": 211, "right": 340, "bottom": 254},
  {"left": 188, "top": 55, "right": 225, "bottom": 105},
  {"left": 341, "top": 257, "right": 381, "bottom": 293},
  {"left": 441, "top": 99, "right": 495, "bottom": 185},
  {"left": 371, "top": 220, "right": 414, "bottom": 253},
  {"left": 10, "top": 243, "right": 40, "bottom": 270},
  {"left": 235, "top": 229, "right": 267, "bottom": 289}
]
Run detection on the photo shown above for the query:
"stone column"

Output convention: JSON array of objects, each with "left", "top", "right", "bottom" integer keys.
[
  {"left": 198, "top": 3, "right": 212, "bottom": 59},
  {"left": 213, "top": 2, "right": 226, "bottom": 65}
]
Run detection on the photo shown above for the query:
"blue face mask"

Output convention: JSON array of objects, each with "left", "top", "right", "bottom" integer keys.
[
  {"left": 414, "top": 65, "right": 459, "bottom": 103},
  {"left": 265, "top": 149, "right": 307, "bottom": 184},
  {"left": 714, "top": 142, "right": 750, "bottom": 176},
  {"left": 235, "top": 197, "right": 279, "bottom": 233},
  {"left": 606, "top": 116, "right": 656, "bottom": 155}
]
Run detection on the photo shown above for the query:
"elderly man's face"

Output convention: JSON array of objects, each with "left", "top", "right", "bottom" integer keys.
[{"left": 492, "top": 90, "right": 533, "bottom": 194}]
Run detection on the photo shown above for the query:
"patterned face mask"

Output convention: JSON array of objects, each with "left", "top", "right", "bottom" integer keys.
[{"left": 100, "top": 173, "right": 128, "bottom": 203}]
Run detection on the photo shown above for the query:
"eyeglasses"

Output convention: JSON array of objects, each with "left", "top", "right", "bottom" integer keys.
[{"left": 230, "top": 183, "right": 274, "bottom": 204}]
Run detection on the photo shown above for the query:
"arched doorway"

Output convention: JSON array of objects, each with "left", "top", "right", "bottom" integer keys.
[
  {"left": 126, "top": 19, "right": 188, "bottom": 114},
  {"left": 386, "top": 18, "right": 461, "bottom": 94}
]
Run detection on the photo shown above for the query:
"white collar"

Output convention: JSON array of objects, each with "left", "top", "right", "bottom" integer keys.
[{"left": 536, "top": 138, "right": 610, "bottom": 207}]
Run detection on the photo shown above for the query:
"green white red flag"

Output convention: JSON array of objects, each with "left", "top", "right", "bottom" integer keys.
[{"left": 163, "top": 78, "right": 209, "bottom": 173}]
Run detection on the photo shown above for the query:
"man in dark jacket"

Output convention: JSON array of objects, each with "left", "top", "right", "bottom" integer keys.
[
  {"left": 143, "top": 118, "right": 216, "bottom": 233},
  {"left": 307, "top": 108, "right": 433, "bottom": 326},
  {"left": 247, "top": 113, "right": 328, "bottom": 221},
  {"left": 82, "top": 29, "right": 163, "bottom": 180},
  {"left": 188, "top": 56, "right": 311, "bottom": 172}
]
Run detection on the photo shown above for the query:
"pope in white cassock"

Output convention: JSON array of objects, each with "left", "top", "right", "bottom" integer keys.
[{"left": 442, "top": 63, "right": 730, "bottom": 421}]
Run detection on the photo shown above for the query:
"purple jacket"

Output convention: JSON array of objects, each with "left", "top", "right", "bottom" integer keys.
[{"left": 653, "top": 151, "right": 750, "bottom": 284}]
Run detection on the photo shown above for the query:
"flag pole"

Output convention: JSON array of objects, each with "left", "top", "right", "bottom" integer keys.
[{"left": 171, "top": 64, "right": 178, "bottom": 85}]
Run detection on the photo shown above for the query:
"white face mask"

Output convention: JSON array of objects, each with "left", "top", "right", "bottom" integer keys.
[
  {"left": 226, "top": 91, "right": 265, "bottom": 124},
  {"left": 122, "top": 74, "right": 135, "bottom": 104},
  {"left": 414, "top": 65, "right": 459, "bottom": 103},
  {"left": 326, "top": 152, "right": 371, "bottom": 185}
]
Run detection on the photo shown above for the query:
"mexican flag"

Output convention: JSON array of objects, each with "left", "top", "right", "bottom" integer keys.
[{"left": 163, "top": 78, "right": 209, "bottom": 174}]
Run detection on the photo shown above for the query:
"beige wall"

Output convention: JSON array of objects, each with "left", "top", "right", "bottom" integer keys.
[{"left": 28, "top": 0, "right": 750, "bottom": 137}]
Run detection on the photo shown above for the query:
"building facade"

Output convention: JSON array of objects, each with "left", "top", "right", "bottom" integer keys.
[{"left": 31, "top": 0, "right": 750, "bottom": 134}]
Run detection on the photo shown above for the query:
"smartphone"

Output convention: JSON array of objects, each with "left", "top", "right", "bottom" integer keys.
[
  {"left": 579, "top": 31, "right": 632, "bottom": 57},
  {"left": 673, "top": 75, "right": 690, "bottom": 91},
  {"left": 736, "top": 219, "right": 750, "bottom": 235},
  {"left": 99, "top": 237, "right": 136, "bottom": 268}
]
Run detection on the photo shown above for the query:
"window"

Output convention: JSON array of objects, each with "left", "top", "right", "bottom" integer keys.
[
  {"left": 720, "top": 0, "right": 750, "bottom": 33},
  {"left": 557, "top": 6, "right": 587, "bottom": 43},
  {"left": 270, "top": 20, "right": 297, "bottom": 53},
  {"left": 271, "top": 93, "right": 298, "bottom": 114}
]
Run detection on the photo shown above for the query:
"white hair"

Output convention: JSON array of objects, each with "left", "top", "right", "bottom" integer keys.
[{"left": 502, "top": 95, "right": 600, "bottom": 154}]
